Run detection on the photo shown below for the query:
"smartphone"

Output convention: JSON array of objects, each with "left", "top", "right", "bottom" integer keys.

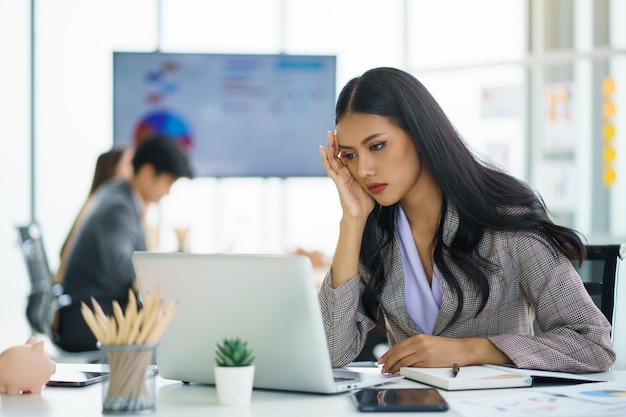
[
  {"left": 351, "top": 388, "right": 449, "bottom": 412},
  {"left": 46, "top": 370, "right": 109, "bottom": 387}
]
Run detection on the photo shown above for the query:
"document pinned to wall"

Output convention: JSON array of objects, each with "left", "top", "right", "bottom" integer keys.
[
  {"left": 533, "top": 161, "right": 578, "bottom": 212},
  {"left": 481, "top": 84, "right": 523, "bottom": 119},
  {"left": 544, "top": 82, "right": 577, "bottom": 156}
]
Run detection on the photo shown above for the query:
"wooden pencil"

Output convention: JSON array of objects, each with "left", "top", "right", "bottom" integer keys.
[{"left": 79, "top": 290, "right": 177, "bottom": 411}]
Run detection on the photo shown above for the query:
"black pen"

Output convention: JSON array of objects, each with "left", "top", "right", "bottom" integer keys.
[{"left": 452, "top": 363, "right": 460, "bottom": 378}]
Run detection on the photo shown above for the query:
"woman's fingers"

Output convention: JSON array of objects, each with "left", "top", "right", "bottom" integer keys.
[
  {"left": 319, "top": 145, "right": 332, "bottom": 173},
  {"left": 320, "top": 131, "right": 344, "bottom": 178},
  {"left": 378, "top": 335, "right": 465, "bottom": 374}
]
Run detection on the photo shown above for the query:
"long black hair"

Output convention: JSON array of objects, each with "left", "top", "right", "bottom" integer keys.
[{"left": 335, "top": 67, "right": 586, "bottom": 324}]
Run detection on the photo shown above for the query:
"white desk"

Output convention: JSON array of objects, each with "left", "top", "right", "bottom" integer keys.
[{"left": 0, "top": 366, "right": 623, "bottom": 417}]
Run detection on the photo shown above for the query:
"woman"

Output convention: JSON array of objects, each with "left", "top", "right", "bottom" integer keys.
[
  {"left": 55, "top": 147, "right": 134, "bottom": 285},
  {"left": 318, "top": 67, "right": 615, "bottom": 374}
]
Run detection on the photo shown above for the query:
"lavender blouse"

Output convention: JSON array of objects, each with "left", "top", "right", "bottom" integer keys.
[{"left": 397, "top": 206, "right": 443, "bottom": 334}]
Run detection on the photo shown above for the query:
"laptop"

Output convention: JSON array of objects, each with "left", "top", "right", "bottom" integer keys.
[{"left": 132, "top": 252, "right": 402, "bottom": 394}]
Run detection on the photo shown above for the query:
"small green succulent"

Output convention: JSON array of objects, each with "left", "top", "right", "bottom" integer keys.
[{"left": 215, "top": 338, "right": 255, "bottom": 367}]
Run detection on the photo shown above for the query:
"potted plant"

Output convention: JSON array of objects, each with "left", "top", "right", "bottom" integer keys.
[{"left": 214, "top": 338, "right": 255, "bottom": 405}]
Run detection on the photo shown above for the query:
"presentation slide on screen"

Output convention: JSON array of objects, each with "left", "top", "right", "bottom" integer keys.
[{"left": 113, "top": 52, "right": 336, "bottom": 177}]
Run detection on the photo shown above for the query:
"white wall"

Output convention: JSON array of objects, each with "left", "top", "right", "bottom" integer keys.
[{"left": 0, "top": 0, "right": 35, "bottom": 347}]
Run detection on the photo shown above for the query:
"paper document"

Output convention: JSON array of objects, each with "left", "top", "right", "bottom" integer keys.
[
  {"left": 535, "top": 381, "right": 626, "bottom": 405},
  {"left": 450, "top": 391, "right": 626, "bottom": 417}
]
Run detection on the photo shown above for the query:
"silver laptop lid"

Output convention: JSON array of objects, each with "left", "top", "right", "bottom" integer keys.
[{"left": 132, "top": 252, "right": 340, "bottom": 393}]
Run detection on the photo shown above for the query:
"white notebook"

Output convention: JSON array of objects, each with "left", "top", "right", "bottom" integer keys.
[
  {"left": 401, "top": 365, "right": 531, "bottom": 391},
  {"left": 400, "top": 364, "right": 605, "bottom": 391}
]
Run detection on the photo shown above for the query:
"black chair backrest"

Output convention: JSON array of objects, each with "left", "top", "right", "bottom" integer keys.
[
  {"left": 573, "top": 244, "right": 625, "bottom": 325},
  {"left": 16, "top": 222, "right": 54, "bottom": 335}
]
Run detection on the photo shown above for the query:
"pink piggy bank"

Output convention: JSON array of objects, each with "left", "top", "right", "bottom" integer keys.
[{"left": 0, "top": 337, "right": 56, "bottom": 395}]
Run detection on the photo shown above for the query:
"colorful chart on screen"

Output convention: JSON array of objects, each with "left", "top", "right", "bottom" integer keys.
[
  {"left": 133, "top": 110, "right": 193, "bottom": 151},
  {"left": 113, "top": 52, "right": 336, "bottom": 177}
]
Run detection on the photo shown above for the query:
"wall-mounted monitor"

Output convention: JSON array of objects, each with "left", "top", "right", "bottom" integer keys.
[{"left": 113, "top": 52, "right": 336, "bottom": 177}]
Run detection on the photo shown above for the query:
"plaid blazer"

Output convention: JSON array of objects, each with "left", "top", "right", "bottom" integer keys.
[{"left": 318, "top": 206, "right": 616, "bottom": 373}]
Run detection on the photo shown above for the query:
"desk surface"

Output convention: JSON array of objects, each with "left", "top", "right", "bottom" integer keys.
[{"left": 0, "top": 365, "right": 622, "bottom": 417}]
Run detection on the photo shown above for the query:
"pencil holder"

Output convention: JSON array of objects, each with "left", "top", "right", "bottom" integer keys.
[{"left": 99, "top": 344, "right": 157, "bottom": 415}]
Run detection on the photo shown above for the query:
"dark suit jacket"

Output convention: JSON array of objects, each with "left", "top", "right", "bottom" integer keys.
[
  {"left": 318, "top": 205, "right": 616, "bottom": 373},
  {"left": 57, "top": 180, "right": 146, "bottom": 351}
]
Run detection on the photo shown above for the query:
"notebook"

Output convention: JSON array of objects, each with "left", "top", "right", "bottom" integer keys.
[
  {"left": 400, "top": 365, "right": 532, "bottom": 391},
  {"left": 132, "top": 252, "right": 402, "bottom": 394},
  {"left": 400, "top": 364, "right": 605, "bottom": 391}
]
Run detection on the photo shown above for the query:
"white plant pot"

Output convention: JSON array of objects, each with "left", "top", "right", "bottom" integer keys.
[{"left": 214, "top": 365, "right": 255, "bottom": 406}]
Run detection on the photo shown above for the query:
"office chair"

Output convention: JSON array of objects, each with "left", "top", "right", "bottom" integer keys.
[
  {"left": 16, "top": 222, "right": 99, "bottom": 362},
  {"left": 574, "top": 244, "right": 625, "bottom": 326}
]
